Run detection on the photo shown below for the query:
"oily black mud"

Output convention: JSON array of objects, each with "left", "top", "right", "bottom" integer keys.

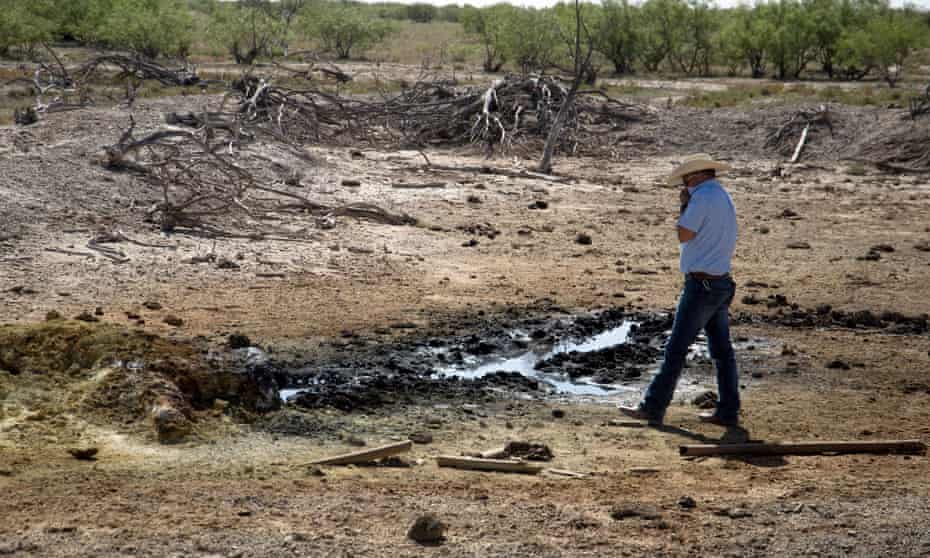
[{"left": 265, "top": 307, "right": 674, "bottom": 414}]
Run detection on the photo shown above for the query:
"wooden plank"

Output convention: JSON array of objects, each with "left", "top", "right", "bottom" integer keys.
[
  {"left": 680, "top": 439, "right": 926, "bottom": 458},
  {"left": 544, "top": 468, "right": 589, "bottom": 479},
  {"left": 478, "top": 447, "right": 508, "bottom": 459},
  {"left": 436, "top": 456, "right": 543, "bottom": 474},
  {"left": 309, "top": 440, "right": 413, "bottom": 465}
]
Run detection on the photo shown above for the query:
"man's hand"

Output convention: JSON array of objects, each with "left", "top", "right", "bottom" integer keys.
[{"left": 679, "top": 187, "right": 691, "bottom": 215}]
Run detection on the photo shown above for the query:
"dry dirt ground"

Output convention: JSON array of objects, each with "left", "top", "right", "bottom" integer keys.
[{"left": 2, "top": 89, "right": 930, "bottom": 557}]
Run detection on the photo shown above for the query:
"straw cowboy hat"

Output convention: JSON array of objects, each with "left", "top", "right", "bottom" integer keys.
[{"left": 667, "top": 154, "right": 731, "bottom": 186}]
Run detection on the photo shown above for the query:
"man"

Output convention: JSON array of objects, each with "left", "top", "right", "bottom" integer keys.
[{"left": 620, "top": 154, "right": 740, "bottom": 427}]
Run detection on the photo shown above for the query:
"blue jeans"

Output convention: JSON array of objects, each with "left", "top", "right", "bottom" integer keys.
[{"left": 642, "top": 276, "right": 739, "bottom": 422}]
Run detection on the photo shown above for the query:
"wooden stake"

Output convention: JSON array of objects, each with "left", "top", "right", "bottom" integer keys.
[
  {"left": 309, "top": 440, "right": 413, "bottom": 465},
  {"left": 790, "top": 123, "right": 810, "bottom": 163},
  {"left": 436, "top": 456, "right": 543, "bottom": 474},
  {"left": 680, "top": 439, "right": 926, "bottom": 458}
]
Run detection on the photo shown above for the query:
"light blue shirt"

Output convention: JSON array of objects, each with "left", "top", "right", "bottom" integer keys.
[{"left": 678, "top": 179, "right": 737, "bottom": 275}]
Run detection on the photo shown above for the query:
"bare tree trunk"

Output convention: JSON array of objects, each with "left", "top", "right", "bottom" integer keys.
[
  {"left": 538, "top": 81, "right": 580, "bottom": 174},
  {"left": 538, "top": 0, "right": 591, "bottom": 174}
]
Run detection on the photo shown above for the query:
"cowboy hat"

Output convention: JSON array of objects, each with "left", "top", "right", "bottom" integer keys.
[{"left": 667, "top": 154, "right": 731, "bottom": 186}]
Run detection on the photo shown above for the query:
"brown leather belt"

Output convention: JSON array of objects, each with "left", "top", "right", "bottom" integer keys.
[{"left": 687, "top": 271, "right": 729, "bottom": 281}]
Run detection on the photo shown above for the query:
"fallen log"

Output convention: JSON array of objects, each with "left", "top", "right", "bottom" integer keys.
[
  {"left": 436, "top": 456, "right": 544, "bottom": 474},
  {"left": 309, "top": 440, "right": 413, "bottom": 465},
  {"left": 680, "top": 439, "right": 926, "bottom": 458}
]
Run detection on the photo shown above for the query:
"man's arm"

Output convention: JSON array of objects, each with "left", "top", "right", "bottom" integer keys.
[
  {"left": 677, "top": 189, "right": 704, "bottom": 243},
  {"left": 678, "top": 226, "right": 697, "bottom": 243}
]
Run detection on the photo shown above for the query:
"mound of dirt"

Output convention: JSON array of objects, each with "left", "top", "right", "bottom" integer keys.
[{"left": 0, "top": 320, "right": 278, "bottom": 446}]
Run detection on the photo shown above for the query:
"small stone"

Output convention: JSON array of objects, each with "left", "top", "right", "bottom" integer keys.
[
  {"left": 45, "top": 310, "right": 63, "bottom": 321},
  {"left": 787, "top": 241, "right": 811, "bottom": 250},
  {"left": 407, "top": 514, "right": 446, "bottom": 544},
  {"left": 466, "top": 195, "right": 482, "bottom": 204},
  {"left": 163, "top": 315, "right": 184, "bottom": 327},
  {"left": 237, "top": 510, "right": 252, "bottom": 517},
  {"left": 692, "top": 390, "right": 718, "bottom": 409},
  {"left": 528, "top": 200, "right": 549, "bottom": 210},
  {"left": 410, "top": 432, "right": 433, "bottom": 444},
  {"left": 74, "top": 311, "right": 99, "bottom": 323},
  {"left": 94, "top": 307, "right": 104, "bottom": 316},
  {"left": 826, "top": 359, "right": 850, "bottom": 370},
  {"left": 341, "top": 179, "right": 361, "bottom": 187},
  {"left": 575, "top": 233, "right": 593, "bottom": 245},
  {"left": 551, "top": 409, "right": 566, "bottom": 419},
  {"left": 68, "top": 447, "right": 99, "bottom": 461},
  {"left": 870, "top": 244, "right": 894, "bottom": 253},
  {"left": 462, "top": 239, "right": 479, "bottom": 247},
  {"left": 152, "top": 400, "right": 192, "bottom": 444},
  {"left": 142, "top": 301, "right": 162, "bottom": 310},
  {"left": 726, "top": 508, "right": 753, "bottom": 519},
  {"left": 751, "top": 371, "right": 764, "bottom": 379},
  {"left": 306, "top": 466, "right": 326, "bottom": 477},
  {"left": 610, "top": 505, "right": 661, "bottom": 521},
  {"left": 216, "top": 258, "right": 240, "bottom": 270},
  {"left": 346, "top": 436, "right": 366, "bottom": 447},
  {"left": 228, "top": 333, "right": 252, "bottom": 349},
  {"left": 678, "top": 496, "right": 697, "bottom": 509}
]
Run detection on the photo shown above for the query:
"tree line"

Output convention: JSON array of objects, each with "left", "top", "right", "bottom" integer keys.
[
  {"left": 464, "top": 0, "right": 928, "bottom": 87},
  {"left": 0, "top": 0, "right": 394, "bottom": 63},
  {"left": 1, "top": 0, "right": 927, "bottom": 87}
]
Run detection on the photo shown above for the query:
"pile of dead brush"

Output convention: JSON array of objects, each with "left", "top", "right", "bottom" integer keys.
[{"left": 229, "top": 74, "right": 655, "bottom": 155}]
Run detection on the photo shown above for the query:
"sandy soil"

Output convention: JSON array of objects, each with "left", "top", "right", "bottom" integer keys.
[{"left": 2, "top": 89, "right": 930, "bottom": 557}]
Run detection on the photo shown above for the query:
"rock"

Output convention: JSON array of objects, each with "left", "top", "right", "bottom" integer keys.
[
  {"left": 407, "top": 514, "right": 446, "bottom": 544},
  {"left": 341, "top": 179, "right": 361, "bottom": 187},
  {"left": 142, "top": 301, "right": 162, "bottom": 310},
  {"left": 163, "top": 315, "right": 184, "bottom": 327},
  {"left": 74, "top": 311, "right": 99, "bottom": 323},
  {"left": 346, "top": 436, "right": 366, "bottom": 447},
  {"left": 758, "top": 226, "right": 770, "bottom": 234},
  {"left": 870, "top": 244, "right": 894, "bottom": 253},
  {"left": 914, "top": 241, "right": 930, "bottom": 252},
  {"left": 410, "top": 432, "right": 433, "bottom": 444},
  {"left": 692, "top": 390, "right": 718, "bottom": 409},
  {"left": 94, "top": 307, "right": 104, "bottom": 316},
  {"left": 462, "top": 239, "right": 479, "bottom": 247},
  {"left": 751, "top": 371, "right": 764, "bottom": 379},
  {"left": 228, "top": 333, "right": 252, "bottom": 349},
  {"left": 575, "top": 233, "right": 593, "bottom": 245},
  {"left": 306, "top": 466, "right": 326, "bottom": 477},
  {"left": 678, "top": 496, "right": 697, "bottom": 509},
  {"left": 786, "top": 241, "right": 811, "bottom": 250},
  {"left": 349, "top": 149, "right": 364, "bottom": 159},
  {"left": 68, "top": 447, "right": 99, "bottom": 461},
  {"left": 725, "top": 508, "right": 753, "bottom": 519},
  {"left": 610, "top": 505, "right": 661, "bottom": 521},
  {"left": 778, "top": 209, "right": 799, "bottom": 219},
  {"left": 45, "top": 310, "right": 63, "bottom": 321},
  {"left": 502, "top": 441, "right": 553, "bottom": 461},
  {"left": 551, "top": 408, "right": 566, "bottom": 419},
  {"left": 216, "top": 258, "right": 240, "bottom": 270},
  {"left": 151, "top": 398, "right": 192, "bottom": 444},
  {"left": 14, "top": 106, "right": 38, "bottom": 126},
  {"left": 528, "top": 200, "right": 549, "bottom": 210},
  {"left": 466, "top": 195, "right": 482, "bottom": 204},
  {"left": 826, "top": 359, "right": 850, "bottom": 370}
]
